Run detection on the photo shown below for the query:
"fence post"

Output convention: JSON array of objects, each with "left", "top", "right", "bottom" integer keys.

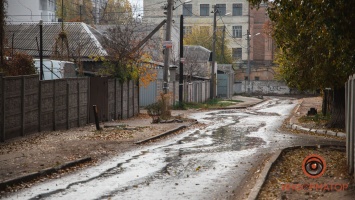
[
  {"left": 21, "top": 76, "right": 25, "bottom": 136},
  {"left": 66, "top": 83, "right": 70, "bottom": 130},
  {"left": 53, "top": 80, "right": 56, "bottom": 131},
  {"left": 38, "top": 80, "right": 42, "bottom": 132},
  {"left": 77, "top": 81, "right": 80, "bottom": 127},
  {"left": 0, "top": 73, "right": 4, "bottom": 142},
  {"left": 350, "top": 77, "right": 355, "bottom": 175},
  {"left": 114, "top": 79, "right": 117, "bottom": 119}
]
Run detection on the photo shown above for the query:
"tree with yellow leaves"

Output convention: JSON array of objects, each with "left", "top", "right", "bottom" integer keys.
[{"left": 184, "top": 26, "right": 233, "bottom": 64}]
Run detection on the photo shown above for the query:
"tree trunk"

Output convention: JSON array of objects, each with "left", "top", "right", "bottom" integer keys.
[{"left": 327, "top": 87, "right": 345, "bottom": 129}]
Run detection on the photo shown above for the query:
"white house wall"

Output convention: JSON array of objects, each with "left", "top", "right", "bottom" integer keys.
[{"left": 6, "top": 0, "right": 56, "bottom": 24}]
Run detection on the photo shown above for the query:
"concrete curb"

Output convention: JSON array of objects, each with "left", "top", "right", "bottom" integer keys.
[
  {"left": 247, "top": 145, "right": 346, "bottom": 200},
  {"left": 247, "top": 149, "right": 283, "bottom": 200},
  {"left": 0, "top": 157, "right": 92, "bottom": 191},
  {"left": 134, "top": 121, "right": 198, "bottom": 145},
  {"left": 289, "top": 99, "right": 346, "bottom": 138}
]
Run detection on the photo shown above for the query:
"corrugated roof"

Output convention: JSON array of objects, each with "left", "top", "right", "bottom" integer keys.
[
  {"left": 5, "top": 22, "right": 108, "bottom": 59},
  {"left": 184, "top": 45, "right": 212, "bottom": 62}
]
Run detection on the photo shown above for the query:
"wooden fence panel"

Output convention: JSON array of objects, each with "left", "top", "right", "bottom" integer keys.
[
  {"left": 116, "top": 80, "right": 122, "bottom": 119},
  {"left": 78, "top": 78, "right": 89, "bottom": 126},
  {"left": 54, "top": 79, "right": 68, "bottom": 130},
  {"left": 122, "top": 82, "right": 128, "bottom": 119},
  {"left": 22, "top": 75, "right": 40, "bottom": 134},
  {"left": 4, "top": 77, "right": 22, "bottom": 140},
  {"left": 0, "top": 75, "right": 137, "bottom": 142},
  {"left": 108, "top": 79, "right": 115, "bottom": 121},
  {"left": 39, "top": 80, "right": 54, "bottom": 131},
  {"left": 134, "top": 82, "right": 139, "bottom": 115},
  {"left": 128, "top": 80, "right": 134, "bottom": 118}
]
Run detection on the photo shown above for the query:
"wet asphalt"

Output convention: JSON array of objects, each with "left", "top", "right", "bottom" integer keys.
[{"left": 4, "top": 97, "right": 344, "bottom": 200}]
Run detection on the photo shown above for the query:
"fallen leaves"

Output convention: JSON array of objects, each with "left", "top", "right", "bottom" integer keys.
[{"left": 257, "top": 147, "right": 353, "bottom": 200}]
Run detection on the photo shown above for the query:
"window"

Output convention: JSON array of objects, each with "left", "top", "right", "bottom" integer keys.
[
  {"left": 216, "top": 4, "right": 226, "bottom": 16},
  {"left": 200, "top": 26, "right": 210, "bottom": 34},
  {"left": 233, "top": 4, "right": 243, "bottom": 16},
  {"left": 255, "top": 76, "right": 260, "bottom": 81},
  {"left": 233, "top": 26, "right": 242, "bottom": 38},
  {"left": 183, "top": 26, "right": 192, "bottom": 35},
  {"left": 200, "top": 4, "right": 210, "bottom": 16},
  {"left": 244, "top": 76, "right": 248, "bottom": 80},
  {"left": 232, "top": 48, "right": 242, "bottom": 60},
  {"left": 183, "top": 4, "right": 192, "bottom": 16}
]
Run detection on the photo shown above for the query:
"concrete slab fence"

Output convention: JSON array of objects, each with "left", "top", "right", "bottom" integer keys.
[{"left": 0, "top": 73, "right": 138, "bottom": 142}]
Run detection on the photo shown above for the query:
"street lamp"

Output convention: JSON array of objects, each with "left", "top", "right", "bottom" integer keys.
[{"left": 247, "top": 32, "right": 260, "bottom": 94}]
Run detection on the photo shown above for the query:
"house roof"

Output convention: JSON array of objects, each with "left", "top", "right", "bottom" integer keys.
[
  {"left": 184, "top": 45, "right": 212, "bottom": 62},
  {"left": 5, "top": 22, "right": 108, "bottom": 60}
]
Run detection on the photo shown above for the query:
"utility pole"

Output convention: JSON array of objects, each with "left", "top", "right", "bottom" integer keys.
[
  {"left": 247, "top": 29, "right": 250, "bottom": 94},
  {"left": 163, "top": 0, "right": 173, "bottom": 94},
  {"left": 211, "top": 5, "right": 218, "bottom": 99},
  {"left": 247, "top": 2, "right": 251, "bottom": 94},
  {"left": 39, "top": 20, "right": 44, "bottom": 80},
  {"left": 179, "top": 15, "right": 184, "bottom": 107},
  {"left": 221, "top": 25, "right": 226, "bottom": 63}
]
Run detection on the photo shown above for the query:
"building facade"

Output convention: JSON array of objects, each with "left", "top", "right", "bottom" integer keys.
[
  {"left": 6, "top": 0, "right": 57, "bottom": 24},
  {"left": 142, "top": 0, "right": 275, "bottom": 81}
]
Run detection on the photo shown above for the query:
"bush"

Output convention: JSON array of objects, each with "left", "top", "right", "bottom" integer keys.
[
  {"left": 1, "top": 52, "right": 36, "bottom": 76},
  {"left": 146, "top": 101, "right": 162, "bottom": 123}
]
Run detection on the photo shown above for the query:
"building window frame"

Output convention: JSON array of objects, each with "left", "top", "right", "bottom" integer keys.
[
  {"left": 200, "top": 4, "right": 210, "bottom": 16},
  {"left": 232, "top": 48, "right": 242, "bottom": 60},
  {"left": 232, "top": 26, "right": 242, "bottom": 38},
  {"left": 233, "top": 3, "right": 243, "bottom": 16},
  {"left": 183, "top": 4, "right": 192, "bottom": 16},
  {"left": 216, "top": 4, "right": 226, "bottom": 16}
]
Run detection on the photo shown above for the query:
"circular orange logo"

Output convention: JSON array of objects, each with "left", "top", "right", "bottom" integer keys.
[{"left": 302, "top": 154, "right": 326, "bottom": 179}]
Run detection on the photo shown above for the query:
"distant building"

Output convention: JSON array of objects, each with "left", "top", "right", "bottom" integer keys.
[
  {"left": 6, "top": 0, "right": 57, "bottom": 24},
  {"left": 143, "top": 0, "right": 276, "bottom": 81}
]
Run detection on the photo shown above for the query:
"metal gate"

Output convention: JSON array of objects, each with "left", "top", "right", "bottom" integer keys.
[
  {"left": 217, "top": 74, "right": 228, "bottom": 98},
  {"left": 139, "top": 81, "right": 157, "bottom": 107}
]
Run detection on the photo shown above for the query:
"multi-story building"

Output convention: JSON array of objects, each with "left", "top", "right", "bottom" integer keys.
[
  {"left": 92, "top": 0, "right": 108, "bottom": 24},
  {"left": 143, "top": 0, "right": 275, "bottom": 81},
  {"left": 6, "top": 0, "right": 57, "bottom": 24}
]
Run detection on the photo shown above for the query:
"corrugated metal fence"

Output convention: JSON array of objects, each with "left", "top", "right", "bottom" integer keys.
[
  {"left": 139, "top": 80, "right": 210, "bottom": 107},
  {"left": 345, "top": 75, "right": 355, "bottom": 178},
  {"left": 0, "top": 73, "right": 138, "bottom": 142}
]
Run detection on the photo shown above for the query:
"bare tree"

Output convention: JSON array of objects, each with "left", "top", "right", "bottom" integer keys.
[
  {"left": 184, "top": 46, "right": 211, "bottom": 82},
  {"left": 101, "top": 17, "right": 161, "bottom": 83}
]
